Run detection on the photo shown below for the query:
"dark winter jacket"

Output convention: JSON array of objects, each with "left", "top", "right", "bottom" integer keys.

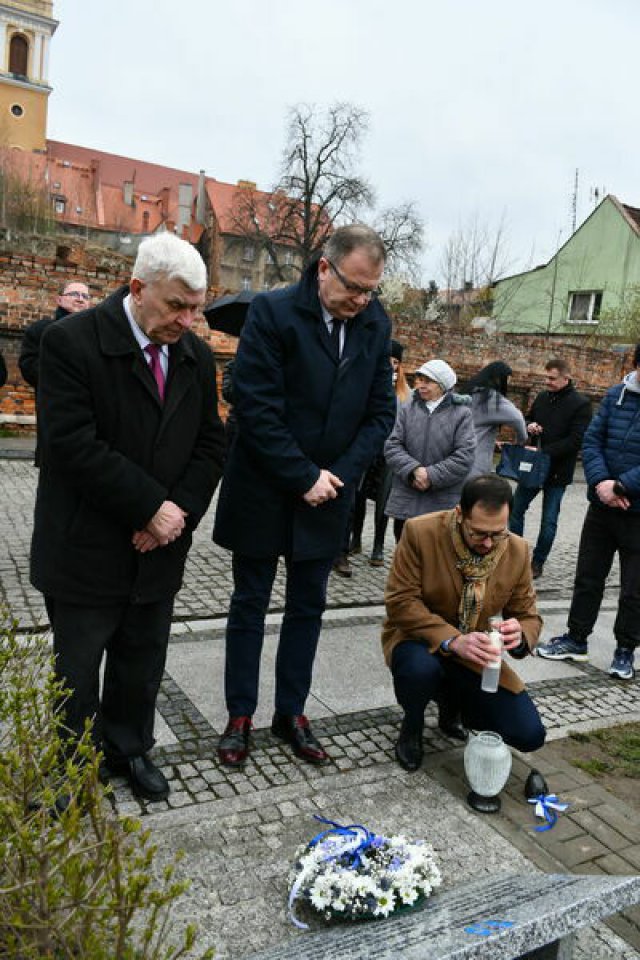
[
  {"left": 19, "top": 305, "right": 69, "bottom": 388},
  {"left": 582, "top": 373, "right": 640, "bottom": 514},
  {"left": 526, "top": 382, "right": 591, "bottom": 486},
  {"left": 213, "top": 261, "right": 396, "bottom": 561},
  {"left": 31, "top": 287, "right": 226, "bottom": 604}
]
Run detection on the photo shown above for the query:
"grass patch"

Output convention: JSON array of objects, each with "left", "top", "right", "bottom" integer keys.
[{"left": 568, "top": 723, "right": 640, "bottom": 779}]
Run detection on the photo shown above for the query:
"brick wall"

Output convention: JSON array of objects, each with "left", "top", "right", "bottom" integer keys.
[
  {"left": 1, "top": 232, "right": 634, "bottom": 428},
  {"left": 391, "top": 315, "right": 634, "bottom": 412},
  {"left": 0, "top": 233, "right": 236, "bottom": 425}
]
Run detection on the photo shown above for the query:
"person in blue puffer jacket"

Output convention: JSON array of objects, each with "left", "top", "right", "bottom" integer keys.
[{"left": 538, "top": 345, "right": 640, "bottom": 680}]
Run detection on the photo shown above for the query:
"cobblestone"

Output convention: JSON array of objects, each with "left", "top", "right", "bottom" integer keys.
[{"left": 2, "top": 449, "right": 639, "bottom": 957}]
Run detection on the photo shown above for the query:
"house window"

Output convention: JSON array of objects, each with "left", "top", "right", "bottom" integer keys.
[
  {"left": 243, "top": 243, "right": 255, "bottom": 262},
  {"left": 9, "top": 34, "right": 28, "bottom": 77},
  {"left": 284, "top": 250, "right": 294, "bottom": 266},
  {"left": 241, "top": 276, "right": 251, "bottom": 291},
  {"left": 52, "top": 195, "right": 66, "bottom": 214},
  {"left": 567, "top": 291, "right": 603, "bottom": 325}
]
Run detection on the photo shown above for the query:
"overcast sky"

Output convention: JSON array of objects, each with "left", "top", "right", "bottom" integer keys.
[{"left": 48, "top": 0, "right": 638, "bottom": 284}]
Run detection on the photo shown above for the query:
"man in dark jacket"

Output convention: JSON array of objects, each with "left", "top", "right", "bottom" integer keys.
[
  {"left": 31, "top": 233, "right": 225, "bottom": 801},
  {"left": 213, "top": 225, "right": 396, "bottom": 767},
  {"left": 509, "top": 357, "right": 591, "bottom": 578},
  {"left": 19, "top": 280, "right": 91, "bottom": 388},
  {"left": 539, "top": 347, "right": 640, "bottom": 680}
]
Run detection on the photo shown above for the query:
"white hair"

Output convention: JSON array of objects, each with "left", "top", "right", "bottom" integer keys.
[{"left": 132, "top": 231, "right": 207, "bottom": 291}]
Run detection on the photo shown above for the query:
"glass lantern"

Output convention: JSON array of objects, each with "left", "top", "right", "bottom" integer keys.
[{"left": 464, "top": 730, "right": 512, "bottom": 813}]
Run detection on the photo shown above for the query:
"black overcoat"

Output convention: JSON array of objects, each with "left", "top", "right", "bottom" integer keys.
[
  {"left": 31, "top": 287, "right": 225, "bottom": 605},
  {"left": 213, "top": 262, "right": 396, "bottom": 560}
]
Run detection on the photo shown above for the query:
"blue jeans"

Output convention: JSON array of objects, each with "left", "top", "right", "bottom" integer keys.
[
  {"left": 391, "top": 640, "right": 545, "bottom": 753},
  {"left": 509, "top": 483, "right": 567, "bottom": 566},
  {"left": 224, "top": 553, "right": 333, "bottom": 716}
]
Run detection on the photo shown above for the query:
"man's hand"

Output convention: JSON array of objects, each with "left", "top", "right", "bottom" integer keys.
[
  {"left": 132, "top": 529, "right": 161, "bottom": 553},
  {"left": 145, "top": 500, "right": 187, "bottom": 545},
  {"left": 498, "top": 617, "right": 525, "bottom": 651},
  {"left": 527, "top": 422, "right": 543, "bottom": 435},
  {"left": 303, "top": 469, "right": 344, "bottom": 507},
  {"left": 596, "top": 479, "right": 630, "bottom": 510},
  {"left": 450, "top": 631, "right": 500, "bottom": 667},
  {"left": 411, "top": 466, "right": 430, "bottom": 491}
]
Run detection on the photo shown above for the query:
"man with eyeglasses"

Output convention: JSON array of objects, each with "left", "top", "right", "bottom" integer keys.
[
  {"left": 19, "top": 281, "right": 92, "bottom": 389},
  {"left": 214, "top": 224, "right": 396, "bottom": 768},
  {"left": 383, "top": 474, "right": 546, "bottom": 776}
]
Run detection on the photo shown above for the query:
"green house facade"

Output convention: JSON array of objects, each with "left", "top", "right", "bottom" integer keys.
[{"left": 492, "top": 195, "right": 640, "bottom": 335}]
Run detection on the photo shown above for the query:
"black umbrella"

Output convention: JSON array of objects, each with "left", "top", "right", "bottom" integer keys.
[{"left": 203, "top": 290, "right": 257, "bottom": 337}]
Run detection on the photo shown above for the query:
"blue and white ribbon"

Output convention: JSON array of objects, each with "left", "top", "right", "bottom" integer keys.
[
  {"left": 288, "top": 816, "right": 383, "bottom": 929},
  {"left": 527, "top": 793, "right": 569, "bottom": 831}
]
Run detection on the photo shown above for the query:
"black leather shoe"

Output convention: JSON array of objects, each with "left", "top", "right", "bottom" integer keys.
[
  {"left": 106, "top": 754, "right": 170, "bottom": 802},
  {"left": 437, "top": 703, "right": 468, "bottom": 742},
  {"left": 218, "top": 715, "right": 252, "bottom": 767},
  {"left": 524, "top": 768, "right": 549, "bottom": 799},
  {"left": 271, "top": 713, "right": 328, "bottom": 764},
  {"left": 395, "top": 718, "right": 423, "bottom": 772}
]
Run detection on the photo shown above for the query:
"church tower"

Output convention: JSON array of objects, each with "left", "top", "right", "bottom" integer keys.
[{"left": 0, "top": 1, "right": 57, "bottom": 150}]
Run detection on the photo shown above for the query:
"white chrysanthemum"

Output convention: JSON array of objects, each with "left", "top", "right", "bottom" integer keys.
[
  {"left": 309, "top": 884, "right": 332, "bottom": 911},
  {"left": 398, "top": 886, "right": 420, "bottom": 905},
  {"left": 373, "top": 893, "right": 395, "bottom": 917}
]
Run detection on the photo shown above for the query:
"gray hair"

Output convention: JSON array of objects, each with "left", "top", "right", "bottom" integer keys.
[
  {"left": 132, "top": 232, "right": 207, "bottom": 291},
  {"left": 323, "top": 224, "right": 386, "bottom": 266}
]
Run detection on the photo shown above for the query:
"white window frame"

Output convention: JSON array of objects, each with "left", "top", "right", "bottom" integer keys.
[{"left": 566, "top": 290, "right": 602, "bottom": 325}]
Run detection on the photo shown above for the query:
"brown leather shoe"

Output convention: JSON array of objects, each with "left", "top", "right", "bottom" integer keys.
[
  {"left": 332, "top": 554, "right": 352, "bottom": 578},
  {"left": 218, "top": 715, "right": 252, "bottom": 767},
  {"left": 271, "top": 712, "right": 328, "bottom": 764}
]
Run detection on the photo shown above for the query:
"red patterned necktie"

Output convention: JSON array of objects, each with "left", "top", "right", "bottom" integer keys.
[{"left": 145, "top": 343, "right": 165, "bottom": 401}]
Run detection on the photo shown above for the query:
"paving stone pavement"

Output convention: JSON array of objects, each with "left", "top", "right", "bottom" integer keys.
[{"left": 1, "top": 447, "right": 638, "bottom": 958}]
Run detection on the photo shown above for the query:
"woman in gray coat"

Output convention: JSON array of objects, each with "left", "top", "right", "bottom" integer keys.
[
  {"left": 385, "top": 358, "right": 476, "bottom": 542},
  {"left": 461, "top": 361, "right": 527, "bottom": 478}
]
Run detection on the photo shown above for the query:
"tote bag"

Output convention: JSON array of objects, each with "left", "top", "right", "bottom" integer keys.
[{"left": 496, "top": 441, "right": 550, "bottom": 489}]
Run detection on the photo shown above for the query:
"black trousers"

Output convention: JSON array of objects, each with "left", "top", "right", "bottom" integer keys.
[
  {"left": 392, "top": 641, "right": 545, "bottom": 753},
  {"left": 568, "top": 504, "right": 640, "bottom": 650},
  {"left": 46, "top": 595, "right": 175, "bottom": 760},
  {"left": 224, "top": 553, "right": 333, "bottom": 716}
]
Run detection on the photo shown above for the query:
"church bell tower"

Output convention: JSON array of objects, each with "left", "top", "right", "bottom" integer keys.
[{"left": 0, "top": 1, "right": 57, "bottom": 150}]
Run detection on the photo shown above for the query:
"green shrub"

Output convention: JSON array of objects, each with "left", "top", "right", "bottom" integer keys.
[{"left": 0, "top": 611, "right": 214, "bottom": 959}]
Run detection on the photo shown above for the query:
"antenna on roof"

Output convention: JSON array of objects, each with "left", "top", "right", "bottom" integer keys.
[{"left": 570, "top": 168, "right": 578, "bottom": 233}]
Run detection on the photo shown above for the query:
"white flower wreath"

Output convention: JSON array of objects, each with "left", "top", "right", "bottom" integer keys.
[{"left": 288, "top": 817, "right": 442, "bottom": 928}]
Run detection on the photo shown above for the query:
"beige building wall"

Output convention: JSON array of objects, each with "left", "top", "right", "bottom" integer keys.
[{"left": 0, "top": 80, "right": 47, "bottom": 148}]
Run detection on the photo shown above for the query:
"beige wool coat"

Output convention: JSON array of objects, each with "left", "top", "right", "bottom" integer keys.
[{"left": 382, "top": 510, "right": 542, "bottom": 694}]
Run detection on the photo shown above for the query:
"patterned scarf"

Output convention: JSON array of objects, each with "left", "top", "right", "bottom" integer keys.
[{"left": 448, "top": 509, "right": 509, "bottom": 632}]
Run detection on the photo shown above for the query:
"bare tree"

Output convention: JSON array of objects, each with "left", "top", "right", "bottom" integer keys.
[
  {"left": 374, "top": 201, "right": 424, "bottom": 281},
  {"left": 439, "top": 212, "right": 512, "bottom": 291},
  {"left": 230, "top": 102, "right": 424, "bottom": 281}
]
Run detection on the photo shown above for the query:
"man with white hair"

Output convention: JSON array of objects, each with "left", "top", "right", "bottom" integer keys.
[{"left": 31, "top": 232, "right": 225, "bottom": 802}]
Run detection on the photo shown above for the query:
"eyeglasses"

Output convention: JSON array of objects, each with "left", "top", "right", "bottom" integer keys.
[
  {"left": 326, "top": 259, "right": 379, "bottom": 300},
  {"left": 462, "top": 520, "right": 510, "bottom": 543},
  {"left": 64, "top": 290, "right": 90, "bottom": 300}
]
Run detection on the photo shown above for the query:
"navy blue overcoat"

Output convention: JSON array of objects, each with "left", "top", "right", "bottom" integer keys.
[{"left": 213, "top": 262, "right": 396, "bottom": 561}]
